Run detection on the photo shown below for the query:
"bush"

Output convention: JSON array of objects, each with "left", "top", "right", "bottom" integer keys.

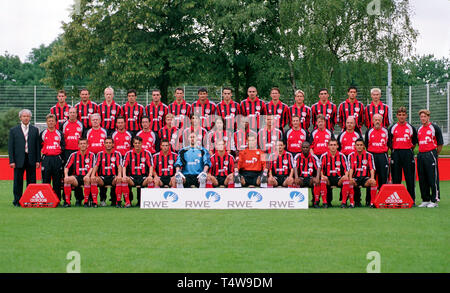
[{"left": 0, "top": 108, "right": 20, "bottom": 149}]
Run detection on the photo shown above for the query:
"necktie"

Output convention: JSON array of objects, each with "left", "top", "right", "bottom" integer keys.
[{"left": 23, "top": 125, "right": 29, "bottom": 153}]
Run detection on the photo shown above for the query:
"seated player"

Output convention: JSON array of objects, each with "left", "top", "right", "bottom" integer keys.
[
  {"left": 348, "top": 138, "right": 378, "bottom": 208},
  {"left": 90, "top": 137, "right": 125, "bottom": 208},
  {"left": 63, "top": 138, "right": 97, "bottom": 207},
  {"left": 122, "top": 136, "right": 154, "bottom": 207},
  {"left": 236, "top": 134, "right": 266, "bottom": 187},
  {"left": 319, "top": 138, "right": 352, "bottom": 208},
  {"left": 294, "top": 142, "right": 322, "bottom": 208},
  {"left": 174, "top": 132, "right": 211, "bottom": 188},
  {"left": 207, "top": 139, "right": 236, "bottom": 187},
  {"left": 267, "top": 140, "right": 295, "bottom": 187},
  {"left": 152, "top": 139, "right": 178, "bottom": 188}
]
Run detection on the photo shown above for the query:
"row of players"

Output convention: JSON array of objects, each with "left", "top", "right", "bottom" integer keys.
[
  {"left": 41, "top": 109, "right": 443, "bottom": 209},
  {"left": 51, "top": 86, "right": 391, "bottom": 138},
  {"left": 60, "top": 131, "right": 375, "bottom": 209}
]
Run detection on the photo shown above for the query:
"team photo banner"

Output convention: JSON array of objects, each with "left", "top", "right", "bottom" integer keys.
[{"left": 140, "top": 188, "right": 309, "bottom": 210}]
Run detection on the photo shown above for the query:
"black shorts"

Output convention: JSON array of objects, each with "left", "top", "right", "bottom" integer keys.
[
  {"left": 75, "top": 175, "right": 85, "bottom": 187},
  {"left": 241, "top": 170, "right": 261, "bottom": 187},
  {"left": 184, "top": 174, "right": 199, "bottom": 188},
  {"left": 159, "top": 176, "right": 171, "bottom": 186},
  {"left": 100, "top": 175, "right": 115, "bottom": 186},
  {"left": 299, "top": 176, "right": 312, "bottom": 188},
  {"left": 354, "top": 176, "right": 369, "bottom": 187},
  {"left": 328, "top": 175, "right": 342, "bottom": 187},
  {"left": 273, "top": 175, "right": 288, "bottom": 186},
  {"left": 129, "top": 175, "right": 146, "bottom": 186},
  {"left": 216, "top": 176, "right": 226, "bottom": 186}
]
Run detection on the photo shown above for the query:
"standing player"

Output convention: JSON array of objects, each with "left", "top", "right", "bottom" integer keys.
[
  {"left": 388, "top": 106, "right": 417, "bottom": 203},
  {"left": 338, "top": 86, "right": 365, "bottom": 133},
  {"left": 416, "top": 109, "right": 444, "bottom": 208},
  {"left": 337, "top": 116, "right": 361, "bottom": 156},
  {"left": 152, "top": 139, "right": 178, "bottom": 188},
  {"left": 309, "top": 114, "right": 335, "bottom": 157},
  {"left": 320, "top": 138, "right": 351, "bottom": 208},
  {"left": 294, "top": 142, "right": 322, "bottom": 207},
  {"left": 63, "top": 138, "right": 96, "bottom": 207},
  {"left": 137, "top": 116, "right": 157, "bottom": 154},
  {"left": 311, "top": 88, "right": 337, "bottom": 132},
  {"left": 258, "top": 115, "right": 283, "bottom": 154},
  {"left": 182, "top": 115, "right": 208, "bottom": 148},
  {"left": 50, "top": 89, "right": 71, "bottom": 131},
  {"left": 290, "top": 89, "right": 311, "bottom": 134},
  {"left": 285, "top": 115, "right": 308, "bottom": 157},
  {"left": 234, "top": 116, "right": 257, "bottom": 156},
  {"left": 122, "top": 136, "right": 154, "bottom": 207},
  {"left": 216, "top": 87, "right": 241, "bottom": 133},
  {"left": 40, "top": 114, "right": 65, "bottom": 202},
  {"left": 267, "top": 140, "right": 295, "bottom": 187},
  {"left": 191, "top": 87, "right": 217, "bottom": 131},
  {"left": 90, "top": 137, "right": 124, "bottom": 208},
  {"left": 207, "top": 140, "right": 236, "bottom": 187},
  {"left": 75, "top": 88, "right": 98, "bottom": 138},
  {"left": 365, "top": 88, "right": 391, "bottom": 129},
  {"left": 86, "top": 113, "right": 107, "bottom": 155},
  {"left": 168, "top": 87, "right": 191, "bottom": 129},
  {"left": 240, "top": 86, "right": 267, "bottom": 132},
  {"left": 365, "top": 114, "right": 390, "bottom": 191},
  {"left": 174, "top": 132, "right": 211, "bottom": 188},
  {"left": 207, "top": 116, "right": 234, "bottom": 154},
  {"left": 266, "top": 87, "right": 290, "bottom": 132},
  {"left": 145, "top": 89, "right": 168, "bottom": 134},
  {"left": 112, "top": 116, "right": 133, "bottom": 157},
  {"left": 348, "top": 138, "right": 377, "bottom": 208},
  {"left": 99, "top": 87, "right": 123, "bottom": 137},
  {"left": 158, "top": 113, "right": 178, "bottom": 152},
  {"left": 62, "top": 107, "right": 83, "bottom": 163},
  {"left": 122, "top": 89, "right": 145, "bottom": 138}
]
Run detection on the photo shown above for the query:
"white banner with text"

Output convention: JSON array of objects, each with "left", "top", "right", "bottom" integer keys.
[{"left": 140, "top": 188, "right": 309, "bottom": 209}]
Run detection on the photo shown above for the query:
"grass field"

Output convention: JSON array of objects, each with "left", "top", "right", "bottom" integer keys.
[{"left": 0, "top": 180, "right": 448, "bottom": 273}]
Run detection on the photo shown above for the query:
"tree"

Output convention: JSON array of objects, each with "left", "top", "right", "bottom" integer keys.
[{"left": 42, "top": 0, "right": 209, "bottom": 103}]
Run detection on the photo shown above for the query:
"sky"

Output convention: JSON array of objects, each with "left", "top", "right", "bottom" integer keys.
[{"left": 0, "top": 0, "right": 449, "bottom": 62}]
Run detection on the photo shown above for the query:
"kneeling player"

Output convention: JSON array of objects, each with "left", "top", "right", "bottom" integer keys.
[
  {"left": 90, "top": 137, "right": 125, "bottom": 208},
  {"left": 63, "top": 138, "right": 96, "bottom": 207},
  {"left": 208, "top": 140, "right": 235, "bottom": 187},
  {"left": 122, "top": 136, "right": 154, "bottom": 207},
  {"left": 348, "top": 138, "right": 377, "bottom": 208},
  {"left": 319, "top": 138, "right": 351, "bottom": 208},
  {"left": 152, "top": 139, "right": 178, "bottom": 187},
  {"left": 267, "top": 140, "right": 295, "bottom": 187},
  {"left": 294, "top": 142, "right": 322, "bottom": 207}
]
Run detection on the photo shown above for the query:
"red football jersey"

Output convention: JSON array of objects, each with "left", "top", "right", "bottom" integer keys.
[
  {"left": 285, "top": 128, "right": 308, "bottom": 154},
  {"left": 365, "top": 127, "right": 389, "bottom": 154},
  {"left": 417, "top": 123, "right": 444, "bottom": 153},
  {"left": 337, "top": 130, "right": 361, "bottom": 156},
  {"left": 40, "top": 129, "right": 64, "bottom": 156},
  {"left": 62, "top": 120, "right": 83, "bottom": 151},
  {"left": 137, "top": 130, "right": 157, "bottom": 154},
  {"left": 86, "top": 127, "right": 107, "bottom": 154},
  {"left": 309, "top": 128, "right": 334, "bottom": 156},
  {"left": 112, "top": 130, "right": 133, "bottom": 157},
  {"left": 388, "top": 122, "right": 417, "bottom": 150}
]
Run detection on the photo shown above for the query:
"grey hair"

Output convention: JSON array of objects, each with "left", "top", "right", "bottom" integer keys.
[
  {"left": 19, "top": 109, "right": 32, "bottom": 118},
  {"left": 90, "top": 113, "right": 101, "bottom": 120},
  {"left": 104, "top": 87, "right": 114, "bottom": 95},
  {"left": 371, "top": 88, "right": 382, "bottom": 95}
]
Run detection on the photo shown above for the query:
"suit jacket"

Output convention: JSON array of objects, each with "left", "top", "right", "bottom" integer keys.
[{"left": 8, "top": 124, "right": 41, "bottom": 168}]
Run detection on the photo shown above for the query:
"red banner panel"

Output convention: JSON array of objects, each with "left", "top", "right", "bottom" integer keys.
[
  {"left": 19, "top": 184, "right": 60, "bottom": 208},
  {"left": 374, "top": 184, "right": 414, "bottom": 209}
]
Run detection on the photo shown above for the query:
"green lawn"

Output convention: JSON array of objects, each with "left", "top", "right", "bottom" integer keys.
[{"left": 0, "top": 180, "right": 448, "bottom": 273}]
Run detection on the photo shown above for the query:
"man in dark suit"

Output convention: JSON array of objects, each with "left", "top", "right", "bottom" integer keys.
[{"left": 8, "top": 109, "right": 41, "bottom": 207}]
